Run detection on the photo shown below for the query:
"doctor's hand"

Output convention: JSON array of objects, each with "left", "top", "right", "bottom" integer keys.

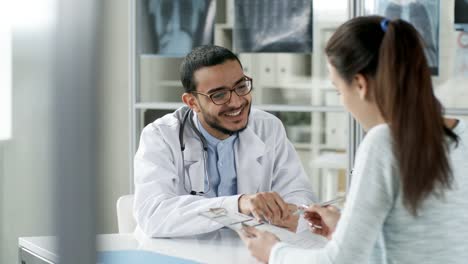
[
  {"left": 303, "top": 205, "right": 341, "bottom": 240},
  {"left": 238, "top": 192, "right": 291, "bottom": 225},
  {"left": 272, "top": 203, "right": 299, "bottom": 232},
  {"left": 238, "top": 225, "right": 279, "bottom": 264}
]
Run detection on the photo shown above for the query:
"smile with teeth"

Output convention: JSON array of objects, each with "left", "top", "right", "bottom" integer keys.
[{"left": 224, "top": 109, "right": 242, "bottom": 116}]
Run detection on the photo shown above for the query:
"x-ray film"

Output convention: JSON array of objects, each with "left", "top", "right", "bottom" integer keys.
[
  {"left": 234, "top": 0, "right": 313, "bottom": 53},
  {"left": 145, "top": 0, "right": 216, "bottom": 56},
  {"left": 364, "top": 0, "right": 439, "bottom": 75},
  {"left": 455, "top": 0, "right": 468, "bottom": 32}
]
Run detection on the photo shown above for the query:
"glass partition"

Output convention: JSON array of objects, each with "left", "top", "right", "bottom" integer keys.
[{"left": 131, "top": 0, "right": 351, "bottom": 200}]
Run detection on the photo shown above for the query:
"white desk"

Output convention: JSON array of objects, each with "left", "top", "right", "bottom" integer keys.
[{"left": 19, "top": 228, "right": 258, "bottom": 264}]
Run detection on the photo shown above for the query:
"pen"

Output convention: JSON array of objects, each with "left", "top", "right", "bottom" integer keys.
[
  {"left": 293, "top": 196, "right": 345, "bottom": 216},
  {"left": 317, "top": 196, "right": 345, "bottom": 207}
]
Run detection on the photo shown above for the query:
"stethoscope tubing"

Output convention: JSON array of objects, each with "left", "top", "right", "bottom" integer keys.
[{"left": 179, "top": 108, "right": 211, "bottom": 196}]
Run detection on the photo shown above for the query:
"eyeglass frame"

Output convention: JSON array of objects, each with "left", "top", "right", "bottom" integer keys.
[{"left": 191, "top": 76, "right": 253, "bottom": 105}]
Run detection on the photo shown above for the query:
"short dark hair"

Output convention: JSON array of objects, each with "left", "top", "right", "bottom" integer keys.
[{"left": 180, "top": 45, "right": 242, "bottom": 93}]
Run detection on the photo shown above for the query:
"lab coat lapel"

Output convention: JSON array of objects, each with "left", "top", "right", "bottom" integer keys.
[{"left": 236, "top": 127, "right": 266, "bottom": 194}]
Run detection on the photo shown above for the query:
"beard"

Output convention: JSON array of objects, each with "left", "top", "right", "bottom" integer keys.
[{"left": 200, "top": 102, "right": 251, "bottom": 136}]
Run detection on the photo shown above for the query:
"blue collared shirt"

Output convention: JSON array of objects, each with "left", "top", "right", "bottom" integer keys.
[{"left": 196, "top": 118, "right": 238, "bottom": 198}]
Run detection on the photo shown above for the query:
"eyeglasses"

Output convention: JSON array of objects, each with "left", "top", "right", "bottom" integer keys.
[{"left": 192, "top": 76, "right": 253, "bottom": 105}]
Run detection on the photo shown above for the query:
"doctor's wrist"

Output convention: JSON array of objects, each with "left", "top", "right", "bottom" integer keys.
[{"left": 238, "top": 194, "right": 251, "bottom": 215}]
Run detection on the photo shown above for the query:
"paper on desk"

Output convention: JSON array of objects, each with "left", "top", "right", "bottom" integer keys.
[
  {"left": 199, "top": 210, "right": 252, "bottom": 226},
  {"left": 255, "top": 224, "right": 328, "bottom": 249},
  {"left": 199, "top": 208, "right": 328, "bottom": 249}
]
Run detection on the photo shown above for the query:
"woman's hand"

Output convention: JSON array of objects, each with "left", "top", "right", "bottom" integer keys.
[
  {"left": 303, "top": 205, "right": 341, "bottom": 240},
  {"left": 238, "top": 226, "right": 280, "bottom": 263}
]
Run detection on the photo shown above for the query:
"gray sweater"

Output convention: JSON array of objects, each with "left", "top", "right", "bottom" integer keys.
[{"left": 271, "top": 121, "right": 468, "bottom": 264}]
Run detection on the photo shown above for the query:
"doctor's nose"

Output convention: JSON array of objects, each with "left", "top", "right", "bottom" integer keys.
[{"left": 226, "top": 90, "right": 245, "bottom": 107}]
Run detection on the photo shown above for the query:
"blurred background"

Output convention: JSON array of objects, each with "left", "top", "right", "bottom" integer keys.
[
  {"left": 1, "top": 0, "right": 129, "bottom": 263},
  {"left": 1, "top": 0, "right": 467, "bottom": 263}
]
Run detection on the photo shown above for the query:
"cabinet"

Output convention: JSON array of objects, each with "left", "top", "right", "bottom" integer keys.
[{"left": 129, "top": 0, "right": 353, "bottom": 200}]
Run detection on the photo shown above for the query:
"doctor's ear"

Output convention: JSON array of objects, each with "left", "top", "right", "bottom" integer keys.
[{"left": 182, "top": 93, "right": 201, "bottom": 113}]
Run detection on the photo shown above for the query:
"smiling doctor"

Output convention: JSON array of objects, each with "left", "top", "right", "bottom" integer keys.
[{"left": 133, "top": 45, "right": 316, "bottom": 237}]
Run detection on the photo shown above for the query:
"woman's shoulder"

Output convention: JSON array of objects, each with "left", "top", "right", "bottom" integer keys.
[
  {"left": 360, "top": 124, "right": 393, "bottom": 152},
  {"left": 354, "top": 124, "right": 396, "bottom": 174}
]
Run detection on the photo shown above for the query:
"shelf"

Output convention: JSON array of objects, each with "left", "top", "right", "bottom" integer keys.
[
  {"left": 157, "top": 80, "right": 181, "bottom": 87},
  {"left": 292, "top": 143, "right": 347, "bottom": 151},
  {"left": 135, "top": 102, "right": 184, "bottom": 110},
  {"left": 215, "top": 23, "right": 233, "bottom": 30},
  {"left": 310, "top": 152, "right": 347, "bottom": 169},
  {"left": 133, "top": 102, "right": 344, "bottom": 112},
  {"left": 254, "top": 104, "right": 344, "bottom": 113},
  {"left": 293, "top": 143, "right": 313, "bottom": 150},
  {"left": 319, "top": 144, "right": 347, "bottom": 151},
  {"left": 260, "top": 77, "right": 333, "bottom": 90},
  {"left": 140, "top": 54, "right": 185, "bottom": 59}
]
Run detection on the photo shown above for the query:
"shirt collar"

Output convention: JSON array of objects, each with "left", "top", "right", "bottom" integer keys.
[{"left": 195, "top": 114, "right": 237, "bottom": 148}]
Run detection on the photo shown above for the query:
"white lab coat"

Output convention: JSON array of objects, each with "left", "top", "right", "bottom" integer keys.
[{"left": 134, "top": 106, "right": 316, "bottom": 237}]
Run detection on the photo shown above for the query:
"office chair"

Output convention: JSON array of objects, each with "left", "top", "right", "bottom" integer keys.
[{"left": 116, "top": 194, "right": 137, "bottom": 233}]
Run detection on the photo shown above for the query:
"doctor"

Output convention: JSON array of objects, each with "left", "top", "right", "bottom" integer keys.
[{"left": 133, "top": 45, "right": 316, "bottom": 237}]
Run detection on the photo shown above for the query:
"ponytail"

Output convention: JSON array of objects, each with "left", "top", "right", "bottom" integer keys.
[
  {"left": 325, "top": 16, "right": 458, "bottom": 216},
  {"left": 375, "top": 19, "right": 457, "bottom": 215}
]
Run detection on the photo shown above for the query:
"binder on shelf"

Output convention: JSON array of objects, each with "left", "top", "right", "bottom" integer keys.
[
  {"left": 276, "top": 54, "right": 311, "bottom": 82},
  {"left": 258, "top": 54, "right": 277, "bottom": 86}
]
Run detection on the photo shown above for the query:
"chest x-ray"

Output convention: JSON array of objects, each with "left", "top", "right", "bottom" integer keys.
[
  {"left": 455, "top": 0, "right": 468, "bottom": 31},
  {"left": 146, "top": 0, "right": 215, "bottom": 56},
  {"left": 365, "top": 0, "right": 439, "bottom": 75},
  {"left": 234, "top": 0, "right": 313, "bottom": 53}
]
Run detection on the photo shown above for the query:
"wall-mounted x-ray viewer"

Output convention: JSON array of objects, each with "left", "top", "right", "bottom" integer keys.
[
  {"left": 0, "top": 9, "right": 12, "bottom": 141},
  {"left": 455, "top": 0, "right": 468, "bottom": 32},
  {"left": 142, "top": 0, "right": 216, "bottom": 57},
  {"left": 234, "top": 0, "right": 313, "bottom": 53},
  {"left": 364, "top": 0, "right": 440, "bottom": 76}
]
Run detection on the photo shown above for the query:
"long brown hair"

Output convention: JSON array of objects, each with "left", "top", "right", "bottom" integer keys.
[{"left": 326, "top": 16, "right": 458, "bottom": 215}]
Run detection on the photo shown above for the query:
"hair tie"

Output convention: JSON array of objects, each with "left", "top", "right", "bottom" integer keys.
[{"left": 380, "top": 18, "right": 390, "bottom": 32}]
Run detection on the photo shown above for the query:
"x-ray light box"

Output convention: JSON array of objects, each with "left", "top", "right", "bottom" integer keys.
[{"left": 455, "top": 0, "right": 468, "bottom": 32}]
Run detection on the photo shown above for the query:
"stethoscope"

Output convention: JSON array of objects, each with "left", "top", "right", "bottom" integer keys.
[{"left": 178, "top": 107, "right": 211, "bottom": 196}]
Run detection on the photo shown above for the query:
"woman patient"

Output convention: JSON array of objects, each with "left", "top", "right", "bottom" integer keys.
[{"left": 240, "top": 16, "right": 468, "bottom": 264}]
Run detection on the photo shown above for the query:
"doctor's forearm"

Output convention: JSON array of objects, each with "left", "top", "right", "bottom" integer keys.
[{"left": 135, "top": 194, "right": 242, "bottom": 237}]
